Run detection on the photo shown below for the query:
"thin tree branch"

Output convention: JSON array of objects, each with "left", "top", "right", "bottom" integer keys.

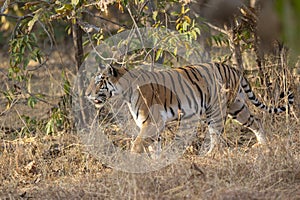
[
  {"left": 27, "top": 19, "right": 54, "bottom": 71},
  {"left": 240, "top": 4, "right": 258, "bottom": 21},
  {"left": 202, "top": 21, "right": 229, "bottom": 36},
  {"left": 82, "top": 10, "right": 129, "bottom": 29},
  {"left": 0, "top": 0, "right": 10, "bottom": 14},
  {"left": 126, "top": 5, "right": 147, "bottom": 56}
]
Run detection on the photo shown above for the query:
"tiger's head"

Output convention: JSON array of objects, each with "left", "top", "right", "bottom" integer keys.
[{"left": 85, "top": 65, "right": 126, "bottom": 108}]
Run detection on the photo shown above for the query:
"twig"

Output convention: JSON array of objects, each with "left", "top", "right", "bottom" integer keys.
[
  {"left": 85, "top": 31, "right": 119, "bottom": 63},
  {"left": 0, "top": 0, "right": 10, "bottom": 14},
  {"left": 240, "top": 4, "right": 258, "bottom": 21},
  {"left": 27, "top": 19, "right": 54, "bottom": 71},
  {"left": 137, "top": 0, "right": 151, "bottom": 18},
  {"left": 10, "top": 14, "right": 33, "bottom": 40},
  {"left": 0, "top": 13, "right": 20, "bottom": 19},
  {"left": 126, "top": 5, "right": 146, "bottom": 54},
  {"left": 82, "top": 10, "right": 128, "bottom": 29},
  {"left": 78, "top": 20, "right": 101, "bottom": 33},
  {"left": 202, "top": 21, "right": 229, "bottom": 36},
  {"left": 0, "top": 98, "right": 19, "bottom": 117},
  {"left": 14, "top": 107, "right": 31, "bottom": 132}
]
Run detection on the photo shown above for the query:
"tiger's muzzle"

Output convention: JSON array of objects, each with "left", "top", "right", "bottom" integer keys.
[
  {"left": 86, "top": 92, "right": 110, "bottom": 108},
  {"left": 86, "top": 97, "right": 103, "bottom": 108}
]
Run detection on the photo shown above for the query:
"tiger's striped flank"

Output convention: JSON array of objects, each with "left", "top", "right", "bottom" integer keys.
[{"left": 85, "top": 63, "right": 294, "bottom": 155}]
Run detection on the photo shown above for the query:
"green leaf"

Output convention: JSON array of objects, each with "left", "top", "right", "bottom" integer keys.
[
  {"left": 183, "top": 15, "right": 191, "bottom": 24},
  {"left": 155, "top": 49, "right": 163, "bottom": 61},
  {"left": 27, "top": 9, "right": 42, "bottom": 33},
  {"left": 46, "top": 118, "right": 54, "bottom": 135},
  {"left": 191, "top": 30, "right": 197, "bottom": 40},
  {"left": 27, "top": 96, "right": 37, "bottom": 108},
  {"left": 176, "top": 23, "right": 181, "bottom": 31},
  {"left": 182, "top": 21, "right": 189, "bottom": 31},
  {"left": 55, "top": 4, "right": 72, "bottom": 14},
  {"left": 23, "top": 58, "right": 30, "bottom": 69},
  {"left": 71, "top": 0, "right": 79, "bottom": 7},
  {"left": 152, "top": 11, "right": 158, "bottom": 21},
  {"left": 170, "top": 11, "right": 178, "bottom": 16},
  {"left": 63, "top": 76, "right": 71, "bottom": 95},
  {"left": 173, "top": 46, "right": 177, "bottom": 56},
  {"left": 37, "top": 51, "right": 42, "bottom": 63},
  {"left": 193, "top": 27, "right": 201, "bottom": 35}
]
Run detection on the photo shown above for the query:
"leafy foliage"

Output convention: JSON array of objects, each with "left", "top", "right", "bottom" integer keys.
[{"left": 9, "top": 33, "right": 42, "bottom": 79}]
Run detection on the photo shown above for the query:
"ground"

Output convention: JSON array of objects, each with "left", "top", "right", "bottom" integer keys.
[{"left": 0, "top": 50, "right": 299, "bottom": 199}]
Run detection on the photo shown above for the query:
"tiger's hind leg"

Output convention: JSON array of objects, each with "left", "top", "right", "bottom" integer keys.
[
  {"left": 228, "top": 97, "right": 267, "bottom": 146},
  {"left": 206, "top": 124, "right": 223, "bottom": 155},
  {"left": 205, "top": 106, "right": 227, "bottom": 155}
]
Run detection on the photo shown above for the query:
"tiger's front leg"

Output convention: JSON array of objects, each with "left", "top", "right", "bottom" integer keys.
[{"left": 131, "top": 120, "right": 164, "bottom": 157}]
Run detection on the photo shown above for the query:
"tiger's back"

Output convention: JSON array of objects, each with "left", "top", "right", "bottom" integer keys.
[{"left": 119, "top": 63, "right": 239, "bottom": 123}]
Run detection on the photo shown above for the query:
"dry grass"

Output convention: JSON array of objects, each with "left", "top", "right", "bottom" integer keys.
[
  {"left": 0, "top": 51, "right": 299, "bottom": 199},
  {"left": 0, "top": 118, "right": 299, "bottom": 199}
]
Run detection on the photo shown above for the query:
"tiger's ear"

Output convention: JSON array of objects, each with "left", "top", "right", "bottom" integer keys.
[{"left": 107, "top": 65, "right": 118, "bottom": 77}]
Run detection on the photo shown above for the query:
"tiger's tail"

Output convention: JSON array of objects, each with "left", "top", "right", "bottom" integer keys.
[{"left": 241, "top": 77, "right": 294, "bottom": 114}]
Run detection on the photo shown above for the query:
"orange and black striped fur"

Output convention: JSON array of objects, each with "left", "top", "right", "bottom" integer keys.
[{"left": 85, "top": 63, "right": 294, "bottom": 154}]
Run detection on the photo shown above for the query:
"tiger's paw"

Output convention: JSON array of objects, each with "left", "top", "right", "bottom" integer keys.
[
  {"left": 130, "top": 143, "right": 145, "bottom": 154},
  {"left": 251, "top": 141, "right": 267, "bottom": 149},
  {"left": 148, "top": 144, "right": 162, "bottom": 160},
  {"left": 251, "top": 142, "right": 271, "bottom": 154}
]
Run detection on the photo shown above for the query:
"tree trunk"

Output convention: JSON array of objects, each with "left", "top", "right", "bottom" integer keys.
[
  {"left": 72, "top": 22, "right": 84, "bottom": 71},
  {"left": 72, "top": 21, "right": 90, "bottom": 130}
]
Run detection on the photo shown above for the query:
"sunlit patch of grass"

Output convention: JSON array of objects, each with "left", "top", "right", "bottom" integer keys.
[{"left": 0, "top": 116, "right": 299, "bottom": 199}]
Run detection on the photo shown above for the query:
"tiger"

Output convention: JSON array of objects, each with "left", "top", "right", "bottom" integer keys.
[{"left": 85, "top": 62, "right": 294, "bottom": 155}]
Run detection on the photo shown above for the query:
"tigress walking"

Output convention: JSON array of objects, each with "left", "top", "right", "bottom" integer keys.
[{"left": 85, "top": 63, "right": 294, "bottom": 155}]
